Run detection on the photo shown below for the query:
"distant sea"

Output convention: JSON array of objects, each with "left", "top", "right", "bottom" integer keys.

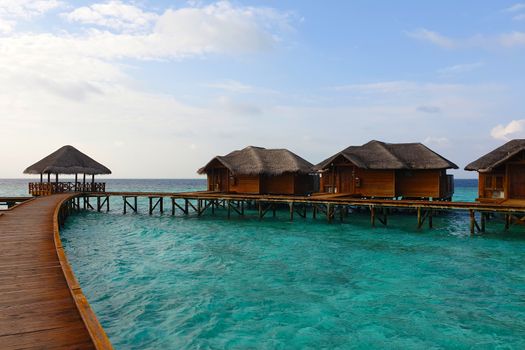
[{"left": 0, "top": 178, "right": 477, "bottom": 201}]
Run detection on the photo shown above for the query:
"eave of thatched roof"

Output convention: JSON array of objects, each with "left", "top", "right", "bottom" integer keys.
[
  {"left": 465, "top": 139, "right": 525, "bottom": 172},
  {"left": 315, "top": 140, "right": 458, "bottom": 171},
  {"left": 23, "top": 145, "right": 112, "bottom": 175},
  {"left": 198, "top": 146, "right": 314, "bottom": 176}
]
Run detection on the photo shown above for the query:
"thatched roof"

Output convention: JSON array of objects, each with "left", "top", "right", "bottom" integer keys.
[
  {"left": 198, "top": 146, "right": 313, "bottom": 176},
  {"left": 465, "top": 139, "right": 525, "bottom": 172},
  {"left": 316, "top": 140, "right": 458, "bottom": 170},
  {"left": 24, "top": 145, "right": 112, "bottom": 175}
]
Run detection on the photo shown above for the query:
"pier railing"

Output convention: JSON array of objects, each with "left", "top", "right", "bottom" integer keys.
[{"left": 29, "top": 182, "right": 106, "bottom": 196}]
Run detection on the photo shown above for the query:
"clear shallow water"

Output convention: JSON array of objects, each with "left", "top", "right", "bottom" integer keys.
[{"left": 44, "top": 179, "right": 525, "bottom": 349}]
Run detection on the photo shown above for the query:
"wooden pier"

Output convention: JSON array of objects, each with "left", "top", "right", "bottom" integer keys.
[
  {"left": 0, "top": 194, "right": 112, "bottom": 349},
  {"left": 89, "top": 191, "right": 525, "bottom": 234}
]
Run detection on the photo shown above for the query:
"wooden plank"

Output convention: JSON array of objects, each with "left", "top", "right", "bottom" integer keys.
[{"left": 0, "top": 194, "right": 111, "bottom": 349}]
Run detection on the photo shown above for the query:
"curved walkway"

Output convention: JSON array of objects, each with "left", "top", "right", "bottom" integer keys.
[{"left": 0, "top": 194, "right": 110, "bottom": 349}]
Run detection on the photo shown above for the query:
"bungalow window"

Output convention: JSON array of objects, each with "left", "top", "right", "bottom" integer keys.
[{"left": 484, "top": 174, "right": 504, "bottom": 198}]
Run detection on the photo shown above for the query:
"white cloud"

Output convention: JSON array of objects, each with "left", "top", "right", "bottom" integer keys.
[
  {"left": 407, "top": 28, "right": 525, "bottom": 49},
  {"left": 498, "top": 31, "right": 525, "bottom": 47},
  {"left": 0, "top": 0, "right": 62, "bottom": 33},
  {"left": 406, "top": 28, "right": 456, "bottom": 49},
  {"left": 0, "top": 1, "right": 296, "bottom": 177},
  {"left": 64, "top": 1, "right": 158, "bottom": 33},
  {"left": 205, "top": 80, "right": 255, "bottom": 93},
  {"left": 491, "top": 120, "right": 525, "bottom": 140},
  {"left": 504, "top": 3, "right": 525, "bottom": 13},
  {"left": 424, "top": 137, "right": 450, "bottom": 147},
  {"left": 417, "top": 105, "right": 441, "bottom": 114},
  {"left": 438, "top": 62, "right": 483, "bottom": 76}
]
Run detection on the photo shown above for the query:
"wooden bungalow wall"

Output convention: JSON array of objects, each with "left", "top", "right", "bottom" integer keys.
[
  {"left": 207, "top": 170, "right": 314, "bottom": 195},
  {"left": 395, "top": 170, "right": 441, "bottom": 198},
  {"left": 320, "top": 167, "right": 452, "bottom": 199}
]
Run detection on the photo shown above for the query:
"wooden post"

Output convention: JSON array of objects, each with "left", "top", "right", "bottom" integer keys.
[
  {"left": 428, "top": 210, "right": 433, "bottom": 229},
  {"left": 417, "top": 207, "right": 422, "bottom": 229},
  {"left": 312, "top": 205, "right": 317, "bottom": 219},
  {"left": 197, "top": 199, "right": 202, "bottom": 216},
  {"left": 184, "top": 199, "right": 189, "bottom": 215},
  {"left": 40, "top": 173, "right": 43, "bottom": 183},
  {"left": 481, "top": 212, "right": 486, "bottom": 233},
  {"left": 149, "top": 197, "right": 152, "bottom": 215},
  {"left": 370, "top": 206, "right": 375, "bottom": 227},
  {"left": 227, "top": 200, "right": 231, "bottom": 219},
  {"left": 74, "top": 173, "right": 78, "bottom": 191},
  {"left": 289, "top": 202, "right": 294, "bottom": 221},
  {"left": 327, "top": 203, "right": 332, "bottom": 222},
  {"left": 241, "top": 200, "right": 245, "bottom": 215},
  {"left": 47, "top": 173, "right": 50, "bottom": 182},
  {"left": 505, "top": 214, "right": 510, "bottom": 231},
  {"left": 272, "top": 204, "right": 276, "bottom": 218},
  {"left": 469, "top": 209, "right": 475, "bottom": 235},
  {"left": 55, "top": 173, "right": 58, "bottom": 183},
  {"left": 258, "top": 201, "right": 263, "bottom": 219},
  {"left": 171, "top": 198, "right": 176, "bottom": 216},
  {"left": 339, "top": 205, "right": 344, "bottom": 221}
]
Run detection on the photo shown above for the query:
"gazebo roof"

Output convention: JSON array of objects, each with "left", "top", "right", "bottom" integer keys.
[{"left": 23, "top": 145, "right": 111, "bottom": 175}]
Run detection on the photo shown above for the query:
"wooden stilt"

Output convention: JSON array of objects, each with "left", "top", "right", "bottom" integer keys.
[
  {"left": 417, "top": 207, "right": 422, "bottom": 229},
  {"left": 313, "top": 205, "right": 317, "bottom": 219},
  {"left": 469, "top": 209, "right": 475, "bottom": 235},
  {"left": 481, "top": 212, "right": 486, "bottom": 233},
  {"left": 289, "top": 202, "right": 294, "bottom": 221},
  {"left": 505, "top": 214, "right": 510, "bottom": 231},
  {"left": 327, "top": 203, "right": 332, "bottom": 222},
  {"left": 227, "top": 200, "right": 231, "bottom": 219},
  {"left": 370, "top": 206, "right": 375, "bottom": 227},
  {"left": 258, "top": 201, "right": 263, "bottom": 219},
  {"left": 428, "top": 210, "right": 433, "bottom": 229},
  {"left": 272, "top": 204, "right": 276, "bottom": 218}
]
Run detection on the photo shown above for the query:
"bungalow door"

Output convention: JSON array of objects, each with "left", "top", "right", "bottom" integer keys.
[
  {"left": 338, "top": 167, "right": 355, "bottom": 194},
  {"left": 509, "top": 164, "right": 525, "bottom": 199}
]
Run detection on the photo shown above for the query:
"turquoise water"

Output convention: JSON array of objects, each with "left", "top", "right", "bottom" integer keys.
[{"left": 51, "top": 180, "right": 525, "bottom": 349}]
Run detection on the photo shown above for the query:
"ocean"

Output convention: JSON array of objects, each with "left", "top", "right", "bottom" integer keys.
[{"left": 3, "top": 179, "right": 525, "bottom": 349}]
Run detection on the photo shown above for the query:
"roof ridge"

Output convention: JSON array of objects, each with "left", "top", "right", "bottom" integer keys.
[{"left": 370, "top": 140, "right": 408, "bottom": 167}]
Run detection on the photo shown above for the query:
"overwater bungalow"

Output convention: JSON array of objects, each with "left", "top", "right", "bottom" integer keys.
[
  {"left": 315, "top": 140, "right": 458, "bottom": 200},
  {"left": 465, "top": 139, "right": 525, "bottom": 203},
  {"left": 24, "top": 145, "right": 111, "bottom": 196},
  {"left": 198, "top": 146, "right": 315, "bottom": 195}
]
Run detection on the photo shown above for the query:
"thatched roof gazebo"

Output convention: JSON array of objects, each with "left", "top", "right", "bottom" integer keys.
[
  {"left": 24, "top": 145, "right": 111, "bottom": 196},
  {"left": 198, "top": 146, "right": 315, "bottom": 195}
]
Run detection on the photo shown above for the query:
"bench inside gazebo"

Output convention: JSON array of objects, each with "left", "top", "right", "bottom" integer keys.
[{"left": 24, "top": 145, "right": 111, "bottom": 196}]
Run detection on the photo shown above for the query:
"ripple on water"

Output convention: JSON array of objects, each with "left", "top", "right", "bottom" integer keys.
[{"left": 61, "top": 207, "right": 525, "bottom": 349}]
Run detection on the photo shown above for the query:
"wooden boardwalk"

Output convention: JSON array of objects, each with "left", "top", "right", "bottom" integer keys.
[{"left": 0, "top": 194, "right": 111, "bottom": 349}]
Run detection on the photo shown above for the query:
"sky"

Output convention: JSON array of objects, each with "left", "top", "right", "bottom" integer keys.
[{"left": 1, "top": 1, "right": 525, "bottom": 178}]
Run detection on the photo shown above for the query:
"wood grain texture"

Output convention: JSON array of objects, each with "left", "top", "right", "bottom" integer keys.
[{"left": 0, "top": 194, "right": 111, "bottom": 349}]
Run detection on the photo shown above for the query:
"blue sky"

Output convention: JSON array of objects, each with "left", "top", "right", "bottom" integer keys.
[{"left": 1, "top": 1, "right": 525, "bottom": 178}]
